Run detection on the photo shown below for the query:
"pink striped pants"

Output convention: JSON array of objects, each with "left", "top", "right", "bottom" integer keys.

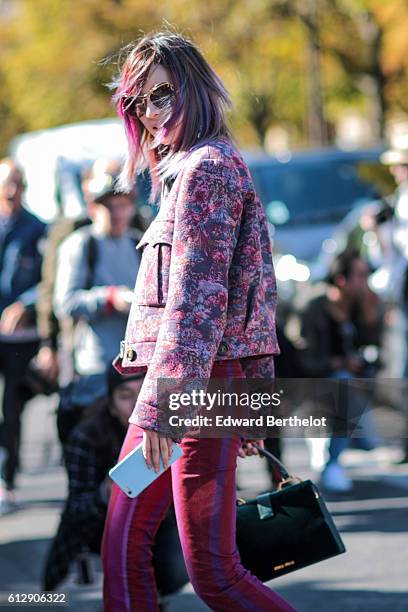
[{"left": 101, "top": 359, "right": 296, "bottom": 611}]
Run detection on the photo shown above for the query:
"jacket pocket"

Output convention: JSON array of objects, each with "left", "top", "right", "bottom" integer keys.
[{"left": 133, "top": 220, "right": 174, "bottom": 306}]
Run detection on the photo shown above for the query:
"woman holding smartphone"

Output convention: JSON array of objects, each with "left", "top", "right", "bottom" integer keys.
[{"left": 102, "top": 31, "right": 296, "bottom": 612}]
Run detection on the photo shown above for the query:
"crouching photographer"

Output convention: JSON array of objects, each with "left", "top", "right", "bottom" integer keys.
[{"left": 42, "top": 365, "right": 188, "bottom": 597}]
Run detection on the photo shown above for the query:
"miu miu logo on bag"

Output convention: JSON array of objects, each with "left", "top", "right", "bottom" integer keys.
[{"left": 273, "top": 560, "right": 295, "bottom": 571}]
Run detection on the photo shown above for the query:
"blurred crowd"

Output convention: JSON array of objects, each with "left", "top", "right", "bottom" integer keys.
[{"left": 0, "top": 141, "right": 407, "bottom": 590}]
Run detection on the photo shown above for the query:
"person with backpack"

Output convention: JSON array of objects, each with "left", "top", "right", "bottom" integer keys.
[
  {"left": 300, "top": 249, "right": 384, "bottom": 492},
  {"left": 52, "top": 161, "right": 142, "bottom": 442},
  {"left": 379, "top": 144, "right": 408, "bottom": 462}
]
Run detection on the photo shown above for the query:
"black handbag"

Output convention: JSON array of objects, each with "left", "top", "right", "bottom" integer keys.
[{"left": 236, "top": 444, "right": 346, "bottom": 581}]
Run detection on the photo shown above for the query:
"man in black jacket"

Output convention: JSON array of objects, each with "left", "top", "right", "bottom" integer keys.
[{"left": 0, "top": 159, "right": 47, "bottom": 514}]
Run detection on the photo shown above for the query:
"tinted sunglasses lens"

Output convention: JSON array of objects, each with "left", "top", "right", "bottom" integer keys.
[{"left": 151, "top": 84, "right": 174, "bottom": 109}]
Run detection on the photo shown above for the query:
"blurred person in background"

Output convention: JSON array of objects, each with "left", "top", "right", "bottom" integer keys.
[
  {"left": 0, "top": 159, "right": 47, "bottom": 515},
  {"left": 42, "top": 365, "right": 188, "bottom": 597},
  {"left": 52, "top": 161, "right": 142, "bottom": 444},
  {"left": 300, "top": 249, "right": 384, "bottom": 493},
  {"left": 263, "top": 322, "right": 306, "bottom": 486},
  {"left": 376, "top": 145, "right": 408, "bottom": 462},
  {"left": 35, "top": 166, "right": 92, "bottom": 392},
  {"left": 36, "top": 160, "right": 145, "bottom": 390}
]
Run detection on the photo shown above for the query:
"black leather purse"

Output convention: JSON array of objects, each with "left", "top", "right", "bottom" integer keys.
[{"left": 236, "top": 444, "right": 346, "bottom": 581}]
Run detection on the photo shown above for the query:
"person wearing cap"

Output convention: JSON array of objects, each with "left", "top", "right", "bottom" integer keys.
[
  {"left": 380, "top": 144, "right": 408, "bottom": 282},
  {"left": 53, "top": 160, "right": 142, "bottom": 423},
  {"left": 378, "top": 145, "right": 408, "bottom": 374},
  {"left": 380, "top": 144, "right": 408, "bottom": 462}
]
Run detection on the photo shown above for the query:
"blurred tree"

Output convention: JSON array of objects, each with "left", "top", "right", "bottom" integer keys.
[
  {"left": 201, "top": 1, "right": 308, "bottom": 147},
  {"left": 317, "top": 0, "right": 408, "bottom": 139},
  {"left": 0, "top": 0, "right": 407, "bottom": 155},
  {"left": 0, "top": 0, "right": 169, "bottom": 137},
  {"left": 266, "top": 0, "right": 408, "bottom": 141},
  {"left": 321, "top": 0, "right": 388, "bottom": 139},
  {"left": 269, "top": 0, "right": 329, "bottom": 146},
  {"left": 0, "top": 0, "right": 310, "bottom": 150}
]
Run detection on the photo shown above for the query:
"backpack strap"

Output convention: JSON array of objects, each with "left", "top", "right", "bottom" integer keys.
[{"left": 85, "top": 234, "right": 98, "bottom": 291}]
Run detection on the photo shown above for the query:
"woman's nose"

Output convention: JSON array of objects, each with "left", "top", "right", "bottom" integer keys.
[{"left": 145, "top": 99, "right": 159, "bottom": 119}]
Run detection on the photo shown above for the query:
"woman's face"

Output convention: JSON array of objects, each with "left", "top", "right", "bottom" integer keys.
[{"left": 136, "top": 64, "right": 180, "bottom": 145}]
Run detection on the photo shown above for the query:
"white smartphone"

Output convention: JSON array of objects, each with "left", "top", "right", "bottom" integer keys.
[{"left": 109, "top": 441, "right": 184, "bottom": 498}]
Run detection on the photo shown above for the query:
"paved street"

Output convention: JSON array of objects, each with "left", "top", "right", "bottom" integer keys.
[{"left": 1, "top": 394, "right": 408, "bottom": 611}]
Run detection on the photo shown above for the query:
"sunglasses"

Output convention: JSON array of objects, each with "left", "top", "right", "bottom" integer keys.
[{"left": 122, "top": 82, "right": 175, "bottom": 118}]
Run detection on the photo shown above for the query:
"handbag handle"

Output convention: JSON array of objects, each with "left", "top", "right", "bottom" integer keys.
[{"left": 250, "top": 442, "right": 291, "bottom": 483}]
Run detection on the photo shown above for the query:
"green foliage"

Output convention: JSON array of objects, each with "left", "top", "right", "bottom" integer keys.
[{"left": 0, "top": 0, "right": 407, "bottom": 154}]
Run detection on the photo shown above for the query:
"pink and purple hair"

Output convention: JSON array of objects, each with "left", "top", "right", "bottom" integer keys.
[{"left": 112, "top": 31, "right": 234, "bottom": 201}]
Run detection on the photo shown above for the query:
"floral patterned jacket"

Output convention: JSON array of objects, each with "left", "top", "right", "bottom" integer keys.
[{"left": 113, "top": 136, "right": 280, "bottom": 432}]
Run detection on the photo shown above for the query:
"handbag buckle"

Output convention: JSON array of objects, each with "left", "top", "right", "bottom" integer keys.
[
  {"left": 276, "top": 476, "right": 302, "bottom": 492},
  {"left": 256, "top": 493, "right": 274, "bottom": 520},
  {"left": 255, "top": 476, "right": 303, "bottom": 520}
]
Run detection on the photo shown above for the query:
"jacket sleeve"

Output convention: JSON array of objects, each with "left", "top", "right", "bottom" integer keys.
[
  {"left": 53, "top": 232, "right": 112, "bottom": 321},
  {"left": 130, "top": 156, "right": 244, "bottom": 433}
]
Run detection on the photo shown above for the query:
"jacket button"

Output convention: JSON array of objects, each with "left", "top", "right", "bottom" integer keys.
[
  {"left": 218, "top": 340, "right": 229, "bottom": 356},
  {"left": 126, "top": 347, "right": 137, "bottom": 361}
]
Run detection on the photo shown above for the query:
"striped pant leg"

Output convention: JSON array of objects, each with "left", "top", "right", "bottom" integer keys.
[
  {"left": 171, "top": 435, "right": 296, "bottom": 612},
  {"left": 101, "top": 423, "right": 172, "bottom": 612}
]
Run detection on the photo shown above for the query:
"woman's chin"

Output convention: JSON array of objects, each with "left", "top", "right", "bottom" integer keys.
[{"left": 147, "top": 131, "right": 171, "bottom": 147}]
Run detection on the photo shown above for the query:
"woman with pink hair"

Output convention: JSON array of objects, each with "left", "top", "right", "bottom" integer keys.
[{"left": 102, "top": 31, "right": 296, "bottom": 612}]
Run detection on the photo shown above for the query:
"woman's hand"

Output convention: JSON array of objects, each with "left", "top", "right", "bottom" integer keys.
[
  {"left": 238, "top": 439, "right": 264, "bottom": 459},
  {"left": 142, "top": 430, "right": 174, "bottom": 473}
]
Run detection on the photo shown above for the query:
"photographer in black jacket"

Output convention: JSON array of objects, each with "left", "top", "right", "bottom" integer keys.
[{"left": 43, "top": 365, "right": 188, "bottom": 597}]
